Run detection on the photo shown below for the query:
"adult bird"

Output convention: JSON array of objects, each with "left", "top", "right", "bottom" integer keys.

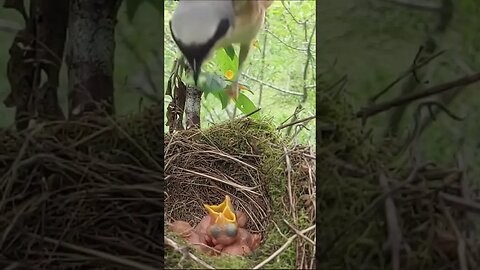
[{"left": 169, "top": 0, "right": 273, "bottom": 99}]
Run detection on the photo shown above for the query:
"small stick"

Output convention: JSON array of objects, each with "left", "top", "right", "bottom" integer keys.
[
  {"left": 440, "top": 199, "right": 468, "bottom": 270},
  {"left": 370, "top": 50, "right": 445, "bottom": 103},
  {"left": 27, "top": 234, "right": 158, "bottom": 270},
  {"left": 240, "top": 108, "right": 261, "bottom": 119},
  {"left": 283, "top": 219, "right": 315, "bottom": 246},
  {"left": 277, "top": 115, "right": 315, "bottom": 130},
  {"left": 357, "top": 71, "right": 480, "bottom": 119},
  {"left": 379, "top": 173, "right": 402, "bottom": 270},
  {"left": 439, "top": 192, "right": 480, "bottom": 214},
  {"left": 253, "top": 225, "right": 316, "bottom": 269},
  {"left": 164, "top": 236, "right": 215, "bottom": 269},
  {"left": 284, "top": 147, "right": 296, "bottom": 220}
]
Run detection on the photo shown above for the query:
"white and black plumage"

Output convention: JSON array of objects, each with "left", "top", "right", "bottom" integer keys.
[{"left": 169, "top": 0, "right": 273, "bottom": 97}]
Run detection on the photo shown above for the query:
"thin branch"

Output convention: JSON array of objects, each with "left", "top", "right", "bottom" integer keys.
[
  {"left": 439, "top": 192, "right": 480, "bottom": 215},
  {"left": 252, "top": 225, "right": 316, "bottom": 269},
  {"left": 281, "top": 1, "right": 303, "bottom": 24},
  {"left": 283, "top": 219, "right": 315, "bottom": 246},
  {"left": 379, "top": 173, "right": 402, "bottom": 270},
  {"left": 301, "top": 23, "right": 316, "bottom": 103},
  {"left": 240, "top": 108, "right": 261, "bottom": 119},
  {"left": 242, "top": 73, "right": 303, "bottom": 96},
  {"left": 164, "top": 236, "right": 215, "bottom": 270},
  {"left": 370, "top": 50, "right": 445, "bottom": 103},
  {"left": 401, "top": 100, "right": 465, "bottom": 152},
  {"left": 439, "top": 199, "right": 468, "bottom": 270},
  {"left": 258, "top": 27, "right": 268, "bottom": 106},
  {"left": 277, "top": 116, "right": 315, "bottom": 130},
  {"left": 265, "top": 29, "right": 306, "bottom": 52},
  {"left": 382, "top": 0, "right": 442, "bottom": 11},
  {"left": 357, "top": 71, "right": 480, "bottom": 119}
]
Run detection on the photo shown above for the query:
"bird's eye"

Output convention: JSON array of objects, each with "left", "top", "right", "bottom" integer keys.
[
  {"left": 210, "top": 225, "right": 221, "bottom": 237},
  {"left": 225, "top": 223, "right": 237, "bottom": 237}
]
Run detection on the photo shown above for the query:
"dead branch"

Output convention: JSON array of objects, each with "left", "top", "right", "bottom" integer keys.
[
  {"left": 164, "top": 236, "right": 215, "bottom": 269},
  {"left": 370, "top": 49, "right": 445, "bottom": 104},
  {"left": 379, "top": 173, "right": 402, "bottom": 270},
  {"left": 356, "top": 71, "right": 480, "bottom": 119}
]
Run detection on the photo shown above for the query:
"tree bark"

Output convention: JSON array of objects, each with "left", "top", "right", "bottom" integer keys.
[
  {"left": 34, "top": 0, "right": 69, "bottom": 122},
  {"left": 66, "top": 0, "right": 122, "bottom": 118},
  {"left": 185, "top": 87, "right": 202, "bottom": 129},
  {"left": 3, "top": 1, "right": 37, "bottom": 131},
  {"left": 3, "top": 0, "right": 69, "bottom": 130}
]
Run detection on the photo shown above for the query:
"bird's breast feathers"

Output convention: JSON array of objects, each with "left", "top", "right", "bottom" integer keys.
[{"left": 215, "top": 1, "right": 269, "bottom": 48}]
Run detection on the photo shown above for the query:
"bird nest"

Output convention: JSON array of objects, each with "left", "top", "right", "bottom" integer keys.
[
  {"left": 0, "top": 107, "right": 165, "bottom": 270},
  {"left": 164, "top": 118, "right": 316, "bottom": 269},
  {"left": 164, "top": 119, "right": 278, "bottom": 237}
]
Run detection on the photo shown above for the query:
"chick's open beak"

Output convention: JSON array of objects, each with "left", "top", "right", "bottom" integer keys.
[{"left": 204, "top": 195, "right": 237, "bottom": 225}]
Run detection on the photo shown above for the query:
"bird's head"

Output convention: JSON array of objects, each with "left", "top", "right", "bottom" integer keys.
[{"left": 169, "top": 0, "right": 234, "bottom": 85}]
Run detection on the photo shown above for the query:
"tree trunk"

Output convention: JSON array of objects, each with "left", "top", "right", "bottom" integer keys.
[
  {"left": 4, "top": 0, "right": 68, "bottom": 130},
  {"left": 3, "top": 0, "right": 68, "bottom": 130},
  {"left": 34, "top": 0, "right": 69, "bottom": 121},
  {"left": 3, "top": 1, "right": 37, "bottom": 131},
  {"left": 185, "top": 87, "right": 202, "bottom": 129},
  {"left": 66, "top": 0, "right": 122, "bottom": 118}
]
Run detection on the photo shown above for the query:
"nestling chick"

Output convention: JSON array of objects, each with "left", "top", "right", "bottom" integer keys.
[{"left": 169, "top": 195, "right": 262, "bottom": 257}]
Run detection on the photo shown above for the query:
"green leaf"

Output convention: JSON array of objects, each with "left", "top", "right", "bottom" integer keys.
[
  {"left": 213, "top": 92, "right": 230, "bottom": 109},
  {"left": 200, "top": 73, "right": 227, "bottom": 93},
  {"left": 215, "top": 47, "right": 238, "bottom": 75},
  {"left": 224, "top": 45, "right": 236, "bottom": 60},
  {"left": 235, "top": 93, "right": 259, "bottom": 119}
]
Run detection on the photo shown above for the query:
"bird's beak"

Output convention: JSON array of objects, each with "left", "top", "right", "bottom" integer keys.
[
  {"left": 192, "top": 59, "right": 202, "bottom": 86},
  {"left": 204, "top": 195, "right": 237, "bottom": 225}
]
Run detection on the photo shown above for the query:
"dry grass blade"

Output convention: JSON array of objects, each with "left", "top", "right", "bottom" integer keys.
[
  {"left": 283, "top": 219, "right": 315, "bottom": 246},
  {"left": 164, "top": 236, "right": 215, "bottom": 269},
  {"left": 252, "top": 225, "right": 315, "bottom": 269},
  {"left": 379, "top": 172, "right": 402, "bottom": 270},
  {"left": 180, "top": 168, "right": 260, "bottom": 195},
  {"left": 0, "top": 108, "right": 165, "bottom": 269},
  {"left": 284, "top": 147, "right": 295, "bottom": 220},
  {"left": 439, "top": 200, "right": 468, "bottom": 270},
  {"left": 28, "top": 234, "right": 158, "bottom": 270}
]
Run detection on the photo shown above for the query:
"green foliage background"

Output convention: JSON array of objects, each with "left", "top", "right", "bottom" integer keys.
[
  {"left": 319, "top": 0, "right": 480, "bottom": 181},
  {"left": 0, "top": 2, "right": 164, "bottom": 128}
]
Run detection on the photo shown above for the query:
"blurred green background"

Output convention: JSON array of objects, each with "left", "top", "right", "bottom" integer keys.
[
  {"left": 0, "top": 1, "right": 163, "bottom": 128},
  {"left": 0, "top": 0, "right": 316, "bottom": 146},
  {"left": 319, "top": 0, "right": 480, "bottom": 181}
]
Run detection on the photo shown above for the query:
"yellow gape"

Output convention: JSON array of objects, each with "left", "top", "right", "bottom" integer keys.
[
  {"left": 169, "top": 194, "right": 261, "bottom": 256},
  {"left": 204, "top": 195, "right": 237, "bottom": 225}
]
